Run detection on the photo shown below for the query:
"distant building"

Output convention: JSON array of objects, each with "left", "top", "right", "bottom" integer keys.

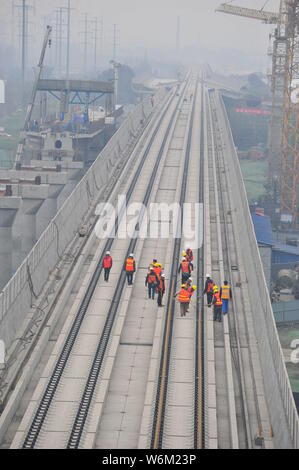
[{"left": 0, "top": 80, "right": 5, "bottom": 104}]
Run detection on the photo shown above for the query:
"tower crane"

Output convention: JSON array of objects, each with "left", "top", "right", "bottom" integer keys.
[
  {"left": 216, "top": 2, "right": 299, "bottom": 227},
  {"left": 215, "top": 3, "right": 279, "bottom": 23}
]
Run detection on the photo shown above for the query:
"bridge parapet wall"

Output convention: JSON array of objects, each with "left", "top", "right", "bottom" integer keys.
[
  {"left": 216, "top": 91, "right": 299, "bottom": 449},
  {"left": 0, "top": 88, "right": 167, "bottom": 352}
]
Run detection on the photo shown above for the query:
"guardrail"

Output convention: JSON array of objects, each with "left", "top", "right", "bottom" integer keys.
[
  {"left": 217, "top": 91, "right": 299, "bottom": 449},
  {"left": 0, "top": 88, "right": 167, "bottom": 352},
  {"left": 273, "top": 301, "right": 299, "bottom": 324}
]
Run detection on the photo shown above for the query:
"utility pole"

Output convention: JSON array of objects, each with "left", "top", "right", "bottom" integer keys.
[
  {"left": 84, "top": 13, "right": 88, "bottom": 72},
  {"left": 80, "top": 13, "right": 93, "bottom": 75},
  {"left": 22, "top": 0, "right": 26, "bottom": 106},
  {"left": 94, "top": 17, "right": 98, "bottom": 74},
  {"left": 176, "top": 16, "right": 180, "bottom": 55},
  {"left": 54, "top": 9, "right": 59, "bottom": 71},
  {"left": 113, "top": 24, "right": 118, "bottom": 62},
  {"left": 66, "top": 0, "right": 71, "bottom": 80}
]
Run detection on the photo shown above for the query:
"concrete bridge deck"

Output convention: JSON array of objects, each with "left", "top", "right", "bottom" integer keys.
[{"left": 0, "top": 73, "right": 297, "bottom": 449}]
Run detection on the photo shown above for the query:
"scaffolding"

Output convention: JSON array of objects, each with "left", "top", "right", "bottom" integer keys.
[{"left": 280, "top": 0, "right": 299, "bottom": 225}]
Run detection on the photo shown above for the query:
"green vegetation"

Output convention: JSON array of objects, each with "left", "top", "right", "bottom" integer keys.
[
  {"left": 277, "top": 325, "right": 299, "bottom": 393},
  {"left": 0, "top": 110, "right": 24, "bottom": 168},
  {"left": 239, "top": 159, "right": 268, "bottom": 203}
]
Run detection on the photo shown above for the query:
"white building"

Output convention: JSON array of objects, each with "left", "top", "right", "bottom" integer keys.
[{"left": 0, "top": 80, "right": 5, "bottom": 104}]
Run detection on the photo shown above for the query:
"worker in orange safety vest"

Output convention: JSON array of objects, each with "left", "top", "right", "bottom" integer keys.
[
  {"left": 178, "top": 257, "right": 192, "bottom": 284},
  {"left": 220, "top": 280, "right": 232, "bottom": 315},
  {"left": 124, "top": 253, "right": 136, "bottom": 285},
  {"left": 174, "top": 284, "right": 191, "bottom": 317},
  {"left": 212, "top": 285, "right": 223, "bottom": 322}
]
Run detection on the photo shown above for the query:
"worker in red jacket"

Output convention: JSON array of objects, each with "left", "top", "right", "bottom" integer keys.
[
  {"left": 102, "top": 251, "right": 113, "bottom": 282},
  {"left": 145, "top": 267, "right": 159, "bottom": 300},
  {"left": 185, "top": 247, "right": 194, "bottom": 271}
]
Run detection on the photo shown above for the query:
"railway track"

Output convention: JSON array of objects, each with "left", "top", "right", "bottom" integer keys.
[
  {"left": 210, "top": 90, "right": 266, "bottom": 448},
  {"left": 205, "top": 88, "right": 239, "bottom": 448},
  {"left": 150, "top": 76, "right": 203, "bottom": 449},
  {"left": 15, "top": 76, "right": 194, "bottom": 449},
  {"left": 207, "top": 88, "right": 266, "bottom": 449}
]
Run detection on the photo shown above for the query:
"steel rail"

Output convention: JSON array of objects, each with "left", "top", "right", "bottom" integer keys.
[
  {"left": 211, "top": 90, "right": 263, "bottom": 447},
  {"left": 209, "top": 89, "right": 250, "bottom": 447},
  {"left": 66, "top": 79, "right": 192, "bottom": 449},
  {"left": 205, "top": 88, "right": 239, "bottom": 448},
  {"left": 21, "top": 81, "right": 187, "bottom": 449},
  {"left": 2, "top": 96, "right": 161, "bottom": 412},
  {"left": 194, "top": 77, "right": 205, "bottom": 449},
  {"left": 151, "top": 76, "right": 198, "bottom": 449}
]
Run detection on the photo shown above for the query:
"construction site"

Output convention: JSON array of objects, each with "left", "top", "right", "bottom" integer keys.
[{"left": 0, "top": 0, "right": 298, "bottom": 451}]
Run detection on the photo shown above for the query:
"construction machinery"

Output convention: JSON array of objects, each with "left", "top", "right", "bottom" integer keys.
[
  {"left": 216, "top": 2, "right": 299, "bottom": 227},
  {"left": 216, "top": 3, "right": 279, "bottom": 23},
  {"left": 14, "top": 25, "right": 52, "bottom": 169}
]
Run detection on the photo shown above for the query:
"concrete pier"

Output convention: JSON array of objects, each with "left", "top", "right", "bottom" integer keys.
[
  {"left": 0, "top": 197, "right": 21, "bottom": 289},
  {"left": 10, "top": 184, "right": 49, "bottom": 270}
]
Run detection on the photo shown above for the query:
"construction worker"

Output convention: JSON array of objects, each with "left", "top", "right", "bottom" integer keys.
[
  {"left": 220, "top": 280, "right": 232, "bottom": 315},
  {"left": 157, "top": 273, "right": 166, "bottom": 307},
  {"left": 102, "top": 251, "right": 113, "bottom": 282},
  {"left": 185, "top": 247, "right": 194, "bottom": 271},
  {"left": 153, "top": 262, "right": 162, "bottom": 279},
  {"left": 178, "top": 257, "right": 192, "bottom": 284},
  {"left": 124, "top": 253, "right": 135, "bottom": 286},
  {"left": 188, "top": 284, "right": 197, "bottom": 298},
  {"left": 204, "top": 274, "right": 214, "bottom": 307},
  {"left": 145, "top": 267, "right": 159, "bottom": 300},
  {"left": 186, "top": 284, "right": 197, "bottom": 312},
  {"left": 212, "top": 285, "right": 222, "bottom": 322},
  {"left": 174, "top": 284, "right": 191, "bottom": 317}
]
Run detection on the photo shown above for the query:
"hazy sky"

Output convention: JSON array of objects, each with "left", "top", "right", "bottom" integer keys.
[
  {"left": 0, "top": 0, "right": 280, "bottom": 47},
  {"left": 0, "top": 0, "right": 281, "bottom": 69}
]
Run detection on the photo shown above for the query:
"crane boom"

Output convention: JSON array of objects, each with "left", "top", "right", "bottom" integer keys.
[
  {"left": 215, "top": 3, "right": 279, "bottom": 24},
  {"left": 14, "top": 25, "right": 52, "bottom": 168}
]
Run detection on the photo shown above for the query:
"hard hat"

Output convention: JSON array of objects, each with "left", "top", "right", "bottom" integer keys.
[
  {"left": 206, "top": 274, "right": 210, "bottom": 278},
  {"left": 181, "top": 284, "right": 186, "bottom": 288},
  {"left": 213, "top": 285, "right": 218, "bottom": 292},
  {"left": 182, "top": 257, "right": 186, "bottom": 261},
  {"left": 150, "top": 267, "right": 154, "bottom": 271},
  {"left": 161, "top": 273, "right": 165, "bottom": 278},
  {"left": 106, "top": 251, "right": 111, "bottom": 255},
  {"left": 188, "top": 278, "right": 193, "bottom": 283},
  {"left": 182, "top": 251, "right": 186, "bottom": 257},
  {"left": 192, "top": 285, "right": 197, "bottom": 291},
  {"left": 130, "top": 253, "right": 134, "bottom": 257},
  {"left": 158, "top": 263, "right": 162, "bottom": 268}
]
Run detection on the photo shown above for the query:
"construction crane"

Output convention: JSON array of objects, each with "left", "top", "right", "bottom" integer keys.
[
  {"left": 216, "top": 2, "right": 299, "bottom": 227},
  {"left": 216, "top": 2, "right": 286, "bottom": 189},
  {"left": 14, "top": 25, "right": 52, "bottom": 169},
  {"left": 215, "top": 3, "right": 279, "bottom": 23},
  {"left": 280, "top": 0, "right": 299, "bottom": 225}
]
